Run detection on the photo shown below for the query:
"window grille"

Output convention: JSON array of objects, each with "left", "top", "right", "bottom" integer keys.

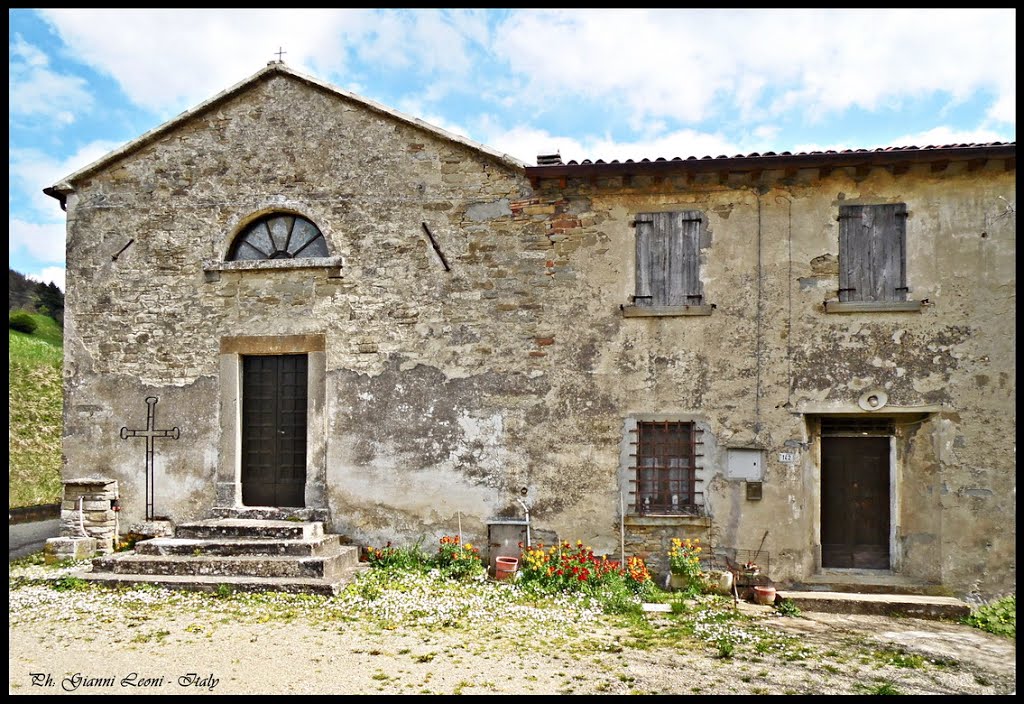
[{"left": 630, "top": 421, "right": 702, "bottom": 514}]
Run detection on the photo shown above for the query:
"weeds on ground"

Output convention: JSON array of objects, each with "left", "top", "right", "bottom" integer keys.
[
  {"left": 857, "top": 681, "right": 903, "bottom": 695},
  {"left": 775, "top": 598, "right": 802, "bottom": 617},
  {"left": 962, "top": 595, "right": 1015, "bottom": 639}
]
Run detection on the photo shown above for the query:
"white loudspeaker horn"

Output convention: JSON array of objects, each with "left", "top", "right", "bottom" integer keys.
[{"left": 858, "top": 389, "right": 888, "bottom": 412}]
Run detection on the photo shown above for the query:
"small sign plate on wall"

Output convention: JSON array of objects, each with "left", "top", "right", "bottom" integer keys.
[
  {"left": 778, "top": 452, "right": 798, "bottom": 464},
  {"left": 746, "top": 482, "right": 763, "bottom": 501}
]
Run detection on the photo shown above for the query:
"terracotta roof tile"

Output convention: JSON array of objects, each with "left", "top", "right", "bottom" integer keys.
[{"left": 549, "top": 142, "right": 1014, "bottom": 167}]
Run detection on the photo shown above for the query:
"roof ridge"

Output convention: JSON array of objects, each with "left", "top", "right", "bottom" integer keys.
[{"left": 45, "top": 62, "right": 527, "bottom": 200}]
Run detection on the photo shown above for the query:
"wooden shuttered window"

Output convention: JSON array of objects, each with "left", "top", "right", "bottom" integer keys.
[
  {"left": 635, "top": 211, "right": 704, "bottom": 306},
  {"left": 838, "top": 204, "right": 909, "bottom": 303}
]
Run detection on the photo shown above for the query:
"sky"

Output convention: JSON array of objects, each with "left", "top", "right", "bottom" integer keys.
[{"left": 8, "top": 8, "right": 1016, "bottom": 291}]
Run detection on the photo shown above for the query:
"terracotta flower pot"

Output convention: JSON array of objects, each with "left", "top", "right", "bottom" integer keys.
[
  {"left": 495, "top": 556, "right": 518, "bottom": 581},
  {"left": 753, "top": 585, "right": 776, "bottom": 605}
]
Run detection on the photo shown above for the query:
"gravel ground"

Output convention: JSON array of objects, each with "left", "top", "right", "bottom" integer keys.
[{"left": 8, "top": 561, "right": 1016, "bottom": 696}]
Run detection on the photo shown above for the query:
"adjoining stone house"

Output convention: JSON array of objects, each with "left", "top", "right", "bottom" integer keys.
[{"left": 45, "top": 61, "right": 1016, "bottom": 599}]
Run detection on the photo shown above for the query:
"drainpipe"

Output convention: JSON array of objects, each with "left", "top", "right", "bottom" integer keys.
[{"left": 516, "top": 498, "right": 531, "bottom": 548}]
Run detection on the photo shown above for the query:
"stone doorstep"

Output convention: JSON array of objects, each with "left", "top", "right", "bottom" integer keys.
[
  {"left": 174, "top": 518, "right": 324, "bottom": 541},
  {"left": 91, "top": 546, "right": 359, "bottom": 580},
  {"left": 81, "top": 564, "right": 371, "bottom": 597},
  {"left": 210, "top": 506, "right": 330, "bottom": 523},
  {"left": 776, "top": 590, "right": 971, "bottom": 621},
  {"left": 135, "top": 534, "right": 343, "bottom": 557}
]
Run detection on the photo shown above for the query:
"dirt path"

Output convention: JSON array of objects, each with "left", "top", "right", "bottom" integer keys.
[{"left": 8, "top": 596, "right": 1015, "bottom": 695}]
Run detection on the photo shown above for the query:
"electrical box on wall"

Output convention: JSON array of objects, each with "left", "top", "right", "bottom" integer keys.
[{"left": 726, "top": 447, "right": 764, "bottom": 481}]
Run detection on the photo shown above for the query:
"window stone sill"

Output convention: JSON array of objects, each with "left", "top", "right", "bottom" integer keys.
[
  {"left": 203, "top": 256, "right": 345, "bottom": 282},
  {"left": 621, "top": 304, "right": 714, "bottom": 317},
  {"left": 823, "top": 300, "right": 923, "bottom": 313},
  {"left": 624, "top": 515, "right": 711, "bottom": 528}
]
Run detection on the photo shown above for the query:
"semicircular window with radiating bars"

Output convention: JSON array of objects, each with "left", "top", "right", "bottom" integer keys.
[{"left": 226, "top": 214, "right": 329, "bottom": 261}]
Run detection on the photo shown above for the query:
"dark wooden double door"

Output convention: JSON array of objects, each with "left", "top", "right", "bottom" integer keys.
[
  {"left": 241, "top": 354, "right": 307, "bottom": 507},
  {"left": 821, "top": 435, "right": 890, "bottom": 569}
]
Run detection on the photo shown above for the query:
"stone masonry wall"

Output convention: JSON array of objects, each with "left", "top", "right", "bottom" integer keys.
[{"left": 60, "top": 71, "right": 1016, "bottom": 598}]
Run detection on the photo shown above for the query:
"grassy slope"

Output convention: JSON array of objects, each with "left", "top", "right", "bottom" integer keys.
[{"left": 8, "top": 313, "right": 63, "bottom": 508}]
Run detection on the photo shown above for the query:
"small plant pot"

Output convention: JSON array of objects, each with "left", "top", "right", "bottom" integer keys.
[
  {"left": 753, "top": 585, "right": 776, "bottom": 605},
  {"left": 495, "top": 556, "right": 518, "bottom": 581},
  {"left": 669, "top": 573, "right": 689, "bottom": 591}
]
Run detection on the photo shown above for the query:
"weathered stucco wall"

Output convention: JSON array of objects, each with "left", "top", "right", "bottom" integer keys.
[{"left": 60, "top": 71, "right": 1015, "bottom": 598}]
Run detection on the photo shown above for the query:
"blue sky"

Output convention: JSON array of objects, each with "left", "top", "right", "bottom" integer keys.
[{"left": 9, "top": 9, "right": 1016, "bottom": 290}]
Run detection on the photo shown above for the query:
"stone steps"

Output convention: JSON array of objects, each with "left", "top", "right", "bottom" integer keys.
[
  {"left": 91, "top": 548, "right": 355, "bottom": 580},
  {"left": 776, "top": 590, "right": 971, "bottom": 620},
  {"left": 82, "top": 518, "right": 364, "bottom": 595},
  {"left": 80, "top": 569, "right": 368, "bottom": 597},
  {"left": 174, "top": 518, "right": 324, "bottom": 541},
  {"left": 135, "top": 535, "right": 342, "bottom": 557}
]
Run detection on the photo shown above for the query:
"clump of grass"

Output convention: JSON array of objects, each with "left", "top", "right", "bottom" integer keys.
[
  {"left": 962, "top": 595, "right": 1015, "bottom": 639},
  {"left": 858, "top": 681, "right": 902, "bottom": 695},
  {"left": 874, "top": 647, "right": 925, "bottom": 669},
  {"left": 51, "top": 575, "right": 89, "bottom": 592},
  {"left": 775, "top": 598, "right": 802, "bottom": 617}
]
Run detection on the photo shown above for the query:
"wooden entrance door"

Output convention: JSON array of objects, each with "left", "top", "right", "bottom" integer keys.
[
  {"left": 821, "top": 435, "right": 890, "bottom": 569},
  {"left": 241, "top": 354, "right": 307, "bottom": 507}
]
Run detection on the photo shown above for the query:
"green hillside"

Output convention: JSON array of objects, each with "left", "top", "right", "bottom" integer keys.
[{"left": 9, "top": 312, "right": 63, "bottom": 508}]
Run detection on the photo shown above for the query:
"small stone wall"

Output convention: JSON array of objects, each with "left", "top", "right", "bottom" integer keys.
[
  {"left": 58, "top": 478, "right": 120, "bottom": 554},
  {"left": 624, "top": 515, "right": 712, "bottom": 584}
]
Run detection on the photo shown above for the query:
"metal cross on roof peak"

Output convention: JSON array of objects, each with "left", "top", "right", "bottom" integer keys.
[{"left": 275, "top": 47, "right": 286, "bottom": 63}]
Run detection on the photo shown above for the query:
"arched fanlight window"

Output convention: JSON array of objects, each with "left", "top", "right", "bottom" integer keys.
[{"left": 227, "top": 213, "right": 328, "bottom": 261}]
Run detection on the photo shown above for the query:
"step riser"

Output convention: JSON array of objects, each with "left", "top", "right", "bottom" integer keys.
[
  {"left": 93, "top": 555, "right": 348, "bottom": 579},
  {"left": 135, "top": 536, "right": 342, "bottom": 557},
  {"left": 210, "top": 507, "right": 331, "bottom": 523},
  {"left": 175, "top": 524, "right": 323, "bottom": 541},
  {"left": 81, "top": 574, "right": 344, "bottom": 597},
  {"left": 785, "top": 582, "right": 951, "bottom": 597},
  {"left": 781, "top": 596, "right": 970, "bottom": 620}
]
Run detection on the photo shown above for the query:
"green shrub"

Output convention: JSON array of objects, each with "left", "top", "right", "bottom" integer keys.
[
  {"left": 776, "top": 598, "right": 802, "bottom": 617},
  {"left": 963, "top": 595, "right": 1015, "bottom": 638},
  {"left": 365, "top": 540, "right": 432, "bottom": 573},
  {"left": 518, "top": 540, "right": 655, "bottom": 613},
  {"left": 51, "top": 576, "right": 89, "bottom": 592},
  {"left": 432, "top": 535, "right": 485, "bottom": 580},
  {"left": 9, "top": 310, "right": 37, "bottom": 334}
]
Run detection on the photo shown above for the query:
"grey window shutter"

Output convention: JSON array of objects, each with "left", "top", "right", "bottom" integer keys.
[
  {"left": 636, "top": 211, "right": 703, "bottom": 306},
  {"left": 839, "top": 204, "right": 907, "bottom": 302},
  {"left": 635, "top": 214, "right": 654, "bottom": 303}
]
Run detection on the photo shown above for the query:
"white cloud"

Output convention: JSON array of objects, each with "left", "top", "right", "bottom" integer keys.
[
  {"left": 483, "top": 124, "right": 741, "bottom": 165},
  {"left": 37, "top": 9, "right": 484, "bottom": 116},
  {"left": 27, "top": 267, "right": 67, "bottom": 292},
  {"left": 8, "top": 219, "right": 66, "bottom": 263},
  {"left": 9, "top": 140, "right": 125, "bottom": 222},
  {"left": 9, "top": 34, "right": 93, "bottom": 122},
  {"left": 987, "top": 92, "right": 1016, "bottom": 126},
  {"left": 792, "top": 126, "right": 1013, "bottom": 154},
  {"left": 38, "top": 9, "right": 367, "bottom": 114},
  {"left": 493, "top": 9, "right": 1016, "bottom": 128}
]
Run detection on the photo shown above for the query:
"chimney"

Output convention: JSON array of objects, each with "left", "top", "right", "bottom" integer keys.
[{"left": 536, "top": 153, "right": 563, "bottom": 166}]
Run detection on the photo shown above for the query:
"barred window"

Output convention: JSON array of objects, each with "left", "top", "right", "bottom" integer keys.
[{"left": 634, "top": 421, "right": 701, "bottom": 514}]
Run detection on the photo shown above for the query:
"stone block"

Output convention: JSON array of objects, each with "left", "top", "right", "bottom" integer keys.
[{"left": 44, "top": 537, "right": 98, "bottom": 563}]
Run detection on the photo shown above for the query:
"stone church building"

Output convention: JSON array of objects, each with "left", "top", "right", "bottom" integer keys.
[{"left": 45, "top": 62, "right": 1015, "bottom": 599}]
